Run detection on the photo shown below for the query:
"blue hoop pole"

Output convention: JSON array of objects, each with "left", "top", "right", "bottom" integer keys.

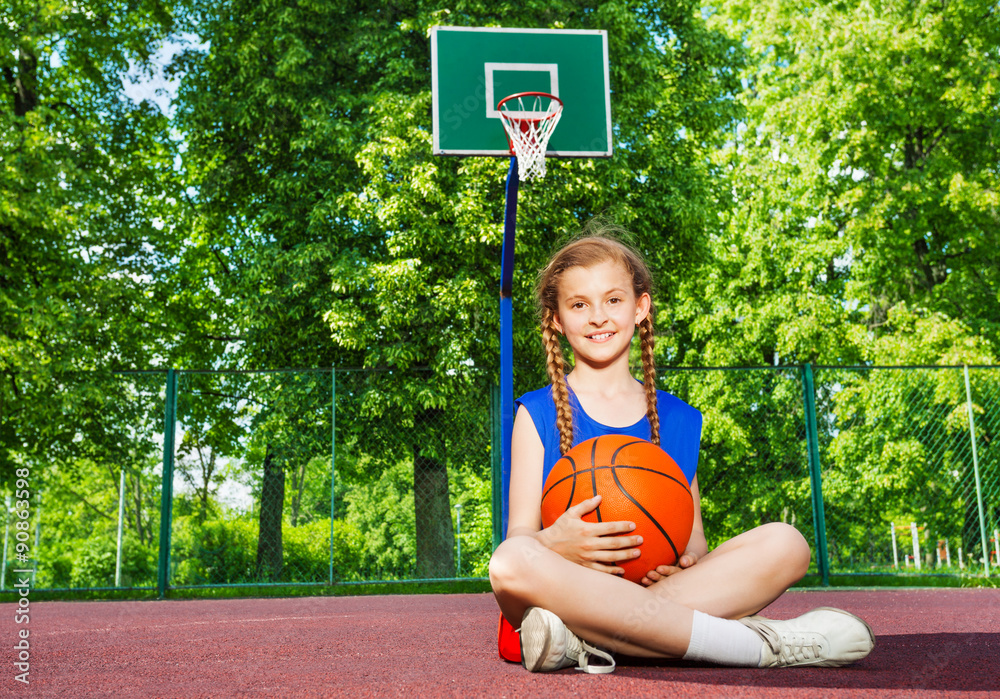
[{"left": 499, "top": 156, "right": 519, "bottom": 539}]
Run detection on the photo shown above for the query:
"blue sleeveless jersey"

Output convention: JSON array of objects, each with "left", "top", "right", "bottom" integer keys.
[{"left": 515, "top": 384, "right": 702, "bottom": 486}]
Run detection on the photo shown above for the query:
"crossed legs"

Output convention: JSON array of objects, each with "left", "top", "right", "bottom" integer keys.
[{"left": 489, "top": 522, "right": 811, "bottom": 658}]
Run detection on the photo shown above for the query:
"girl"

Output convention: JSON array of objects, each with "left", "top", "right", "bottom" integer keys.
[{"left": 489, "top": 231, "right": 874, "bottom": 673}]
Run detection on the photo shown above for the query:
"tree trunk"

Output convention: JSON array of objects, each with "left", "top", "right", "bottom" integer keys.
[
  {"left": 289, "top": 460, "right": 307, "bottom": 527},
  {"left": 197, "top": 446, "right": 215, "bottom": 524},
  {"left": 413, "top": 422, "right": 455, "bottom": 578},
  {"left": 14, "top": 47, "right": 38, "bottom": 117},
  {"left": 256, "top": 446, "right": 285, "bottom": 581},
  {"left": 131, "top": 474, "right": 148, "bottom": 546}
]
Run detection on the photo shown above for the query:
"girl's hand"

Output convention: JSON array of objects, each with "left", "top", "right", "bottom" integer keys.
[
  {"left": 537, "top": 495, "right": 642, "bottom": 576},
  {"left": 641, "top": 487, "right": 708, "bottom": 586},
  {"left": 639, "top": 550, "right": 700, "bottom": 586}
]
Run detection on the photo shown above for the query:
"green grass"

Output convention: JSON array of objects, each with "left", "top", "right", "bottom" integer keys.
[
  {"left": 0, "top": 578, "right": 494, "bottom": 603},
  {"left": 795, "top": 573, "right": 999, "bottom": 589},
  {"left": 5, "top": 573, "right": 999, "bottom": 604}
]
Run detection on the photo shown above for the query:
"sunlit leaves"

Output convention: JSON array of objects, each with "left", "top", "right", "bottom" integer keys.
[
  {"left": 1, "top": 1, "right": 184, "bottom": 484},
  {"left": 695, "top": 0, "right": 1000, "bottom": 367}
]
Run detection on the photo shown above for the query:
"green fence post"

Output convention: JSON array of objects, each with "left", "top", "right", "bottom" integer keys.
[
  {"left": 490, "top": 383, "right": 503, "bottom": 551},
  {"left": 802, "top": 364, "right": 830, "bottom": 586},
  {"left": 329, "top": 368, "right": 337, "bottom": 585},
  {"left": 157, "top": 369, "right": 178, "bottom": 598},
  {"left": 963, "top": 365, "right": 991, "bottom": 577}
]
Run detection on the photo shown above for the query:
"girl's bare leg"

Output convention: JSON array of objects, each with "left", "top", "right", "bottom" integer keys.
[
  {"left": 648, "top": 522, "right": 812, "bottom": 620},
  {"left": 489, "top": 522, "right": 810, "bottom": 657},
  {"left": 491, "top": 533, "right": 693, "bottom": 657}
]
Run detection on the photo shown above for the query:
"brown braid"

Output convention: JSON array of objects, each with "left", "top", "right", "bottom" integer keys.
[
  {"left": 541, "top": 309, "right": 574, "bottom": 454},
  {"left": 638, "top": 315, "right": 659, "bottom": 445}
]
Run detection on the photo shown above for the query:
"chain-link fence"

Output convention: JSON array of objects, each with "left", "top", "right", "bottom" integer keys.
[
  {"left": 167, "top": 370, "right": 336, "bottom": 588},
  {"left": 813, "top": 366, "right": 998, "bottom": 577},
  {"left": 1, "top": 371, "right": 166, "bottom": 592},
  {"left": 331, "top": 368, "right": 493, "bottom": 583},
  {"left": 2, "top": 365, "right": 997, "bottom": 595},
  {"left": 661, "top": 365, "right": 999, "bottom": 581},
  {"left": 0, "top": 367, "right": 495, "bottom": 594}
]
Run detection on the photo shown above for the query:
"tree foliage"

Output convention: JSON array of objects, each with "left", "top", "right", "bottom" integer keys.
[
  {"left": 9, "top": 0, "right": 999, "bottom": 589},
  {"left": 1, "top": 1, "right": 184, "bottom": 483},
  {"left": 691, "top": 0, "right": 1000, "bottom": 367},
  {"left": 174, "top": 0, "right": 739, "bottom": 576}
]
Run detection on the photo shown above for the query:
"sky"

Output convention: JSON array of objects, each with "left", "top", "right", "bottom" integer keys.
[{"left": 121, "top": 36, "right": 200, "bottom": 116}]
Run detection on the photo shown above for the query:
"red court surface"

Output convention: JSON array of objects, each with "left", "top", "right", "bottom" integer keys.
[{"left": 7, "top": 588, "right": 1000, "bottom": 697}]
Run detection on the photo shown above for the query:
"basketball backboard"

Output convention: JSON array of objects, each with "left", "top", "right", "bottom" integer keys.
[{"left": 430, "top": 26, "right": 612, "bottom": 158}]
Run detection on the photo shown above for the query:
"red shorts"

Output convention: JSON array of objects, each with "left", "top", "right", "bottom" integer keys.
[{"left": 498, "top": 613, "right": 521, "bottom": 663}]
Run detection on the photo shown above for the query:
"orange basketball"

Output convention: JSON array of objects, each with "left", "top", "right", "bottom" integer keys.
[{"left": 541, "top": 434, "right": 694, "bottom": 584}]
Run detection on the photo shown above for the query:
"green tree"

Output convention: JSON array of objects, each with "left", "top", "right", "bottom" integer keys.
[
  {"left": 172, "top": 0, "right": 374, "bottom": 576},
  {"left": 331, "top": 1, "right": 739, "bottom": 574},
  {"left": 29, "top": 372, "right": 167, "bottom": 588},
  {"left": 176, "top": 0, "right": 739, "bottom": 577},
  {"left": 678, "top": 0, "right": 999, "bottom": 569},
  {"left": 1, "top": 1, "right": 186, "bottom": 485},
  {"left": 692, "top": 0, "right": 1000, "bottom": 367}
]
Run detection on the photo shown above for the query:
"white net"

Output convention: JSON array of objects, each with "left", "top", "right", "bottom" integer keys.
[{"left": 498, "top": 93, "right": 564, "bottom": 181}]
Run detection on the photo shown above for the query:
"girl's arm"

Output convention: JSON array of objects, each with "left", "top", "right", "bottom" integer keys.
[
  {"left": 683, "top": 476, "right": 709, "bottom": 561},
  {"left": 505, "top": 407, "right": 546, "bottom": 539},
  {"left": 640, "top": 475, "right": 709, "bottom": 585},
  {"left": 506, "top": 407, "right": 643, "bottom": 575}
]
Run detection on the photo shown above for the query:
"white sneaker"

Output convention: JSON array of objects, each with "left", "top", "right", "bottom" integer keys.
[
  {"left": 739, "top": 607, "right": 875, "bottom": 668},
  {"left": 519, "top": 607, "right": 615, "bottom": 674}
]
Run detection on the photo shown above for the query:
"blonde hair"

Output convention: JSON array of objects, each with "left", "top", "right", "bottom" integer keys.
[{"left": 535, "top": 230, "right": 659, "bottom": 454}]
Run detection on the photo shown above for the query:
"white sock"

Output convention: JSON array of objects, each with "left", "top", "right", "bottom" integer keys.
[{"left": 682, "top": 610, "right": 763, "bottom": 667}]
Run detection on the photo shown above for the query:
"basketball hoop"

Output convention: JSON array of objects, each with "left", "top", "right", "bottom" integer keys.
[{"left": 497, "top": 92, "right": 564, "bottom": 181}]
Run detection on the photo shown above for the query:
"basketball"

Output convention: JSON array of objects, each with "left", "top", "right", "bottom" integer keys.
[{"left": 540, "top": 435, "right": 694, "bottom": 584}]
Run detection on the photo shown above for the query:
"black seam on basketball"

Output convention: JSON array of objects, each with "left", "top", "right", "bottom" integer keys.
[
  {"left": 610, "top": 440, "right": 649, "bottom": 464},
  {"left": 543, "top": 465, "right": 692, "bottom": 503},
  {"left": 610, "top": 466, "right": 682, "bottom": 562},
  {"left": 546, "top": 466, "right": 691, "bottom": 492},
  {"left": 590, "top": 439, "right": 602, "bottom": 522},
  {"left": 564, "top": 455, "right": 578, "bottom": 514},
  {"left": 598, "top": 464, "right": 691, "bottom": 492},
  {"left": 542, "top": 456, "right": 578, "bottom": 503},
  {"left": 545, "top": 470, "right": 598, "bottom": 492}
]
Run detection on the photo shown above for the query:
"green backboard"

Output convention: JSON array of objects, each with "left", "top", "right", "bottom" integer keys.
[{"left": 430, "top": 26, "right": 612, "bottom": 158}]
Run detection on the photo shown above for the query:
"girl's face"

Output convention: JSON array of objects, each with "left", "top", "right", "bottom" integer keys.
[{"left": 552, "top": 260, "right": 651, "bottom": 369}]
